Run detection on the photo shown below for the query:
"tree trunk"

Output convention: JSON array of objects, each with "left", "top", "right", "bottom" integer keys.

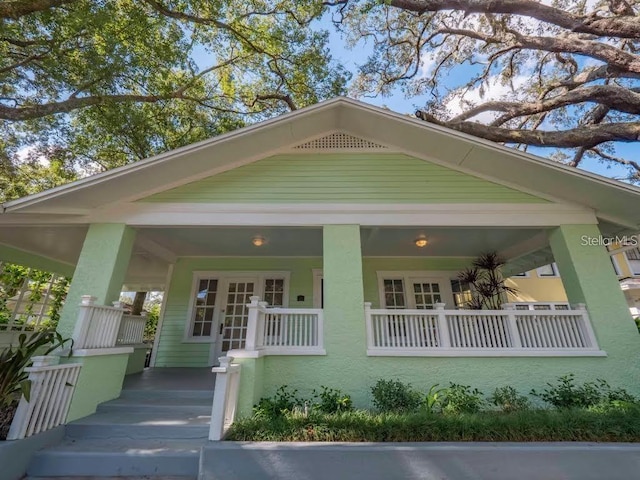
[{"left": 131, "top": 291, "right": 147, "bottom": 316}]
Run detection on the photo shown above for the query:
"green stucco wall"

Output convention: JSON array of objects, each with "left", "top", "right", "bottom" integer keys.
[
  {"left": 323, "top": 225, "right": 366, "bottom": 360},
  {"left": 548, "top": 224, "right": 640, "bottom": 359},
  {"left": 57, "top": 224, "right": 136, "bottom": 338},
  {"left": 62, "top": 353, "right": 130, "bottom": 421},
  {"left": 140, "top": 153, "right": 547, "bottom": 204},
  {"left": 125, "top": 346, "right": 149, "bottom": 375}
]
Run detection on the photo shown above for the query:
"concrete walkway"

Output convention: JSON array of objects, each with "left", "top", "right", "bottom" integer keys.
[{"left": 200, "top": 442, "right": 640, "bottom": 480}]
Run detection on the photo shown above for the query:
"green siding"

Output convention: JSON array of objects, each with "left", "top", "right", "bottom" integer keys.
[{"left": 140, "top": 154, "right": 547, "bottom": 204}]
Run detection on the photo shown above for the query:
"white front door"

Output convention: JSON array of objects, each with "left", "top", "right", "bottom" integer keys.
[{"left": 219, "top": 277, "right": 257, "bottom": 353}]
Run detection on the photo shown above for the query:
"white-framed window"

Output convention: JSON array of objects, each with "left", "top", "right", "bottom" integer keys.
[
  {"left": 610, "top": 255, "right": 622, "bottom": 276},
  {"left": 185, "top": 271, "right": 290, "bottom": 344},
  {"left": 382, "top": 278, "right": 407, "bottom": 309},
  {"left": 376, "top": 271, "right": 455, "bottom": 309},
  {"left": 536, "top": 263, "right": 559, "bottom": 277},
  {"left": 626, "top": 247, "right": 640, "bottom": 275},
  {"left": 511, "top": 271, "right": 530, "bottom": 278},
  {"left": 450, "top": 279, "right": 473, "bottom": 309}
]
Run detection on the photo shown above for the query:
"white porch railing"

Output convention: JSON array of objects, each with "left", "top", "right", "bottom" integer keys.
[
  {"left": 508, "top": 302, "right": 571, "bottom": 311},
  {"left": 244, "top": 296, "right": 325, "bottom": 355},
  {"left": 209, "top": 356, "right": 241, "bottom": 441},
  {"left": 72, "top": 295, "right": 125, "bottom": 349},
  {"left": 116, "top": 313, "right": 147, "bottom": 346},
  {"left": 7, "top": 356, "right": 82, "bottom": 440},
  {"left": 365, "top": 302, "right": 603, "bottom": 356}
]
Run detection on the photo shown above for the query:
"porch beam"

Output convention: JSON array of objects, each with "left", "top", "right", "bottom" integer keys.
[
  {"left": 57, "top": 224, "right": 136, "bottom": 338},
  {"left": 84, "top": 203, "right": 599, "bottom": 227}
]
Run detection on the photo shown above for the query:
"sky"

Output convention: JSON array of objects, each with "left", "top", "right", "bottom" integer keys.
[{"left": 314, "top": 14, "right": 635, "bottom": 183}]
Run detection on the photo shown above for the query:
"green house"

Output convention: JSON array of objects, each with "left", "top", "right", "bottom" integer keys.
[{"left": 1, "top": 97, "right": 639, "bottom": 428}]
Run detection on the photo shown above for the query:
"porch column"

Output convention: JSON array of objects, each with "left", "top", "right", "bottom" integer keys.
[
  {"left": 548, "top": 224, "right": 638, "bottom": 347},
  {"left": 323, "top": 225, "right": 366, "bottom": 355},
  {"left": 57, "top": 223, "right": 136, "bottom": 338}
]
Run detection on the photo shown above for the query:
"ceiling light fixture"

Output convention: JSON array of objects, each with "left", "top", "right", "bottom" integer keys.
[
  {"left": 252, "top": 235, "right": 266, "bottom": 247},
  {"left": 415, "top": 236, "right": 428, "bottom": 248}
]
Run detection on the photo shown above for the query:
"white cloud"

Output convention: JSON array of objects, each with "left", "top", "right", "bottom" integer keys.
[
  {"left": 445, "top": 74, "right": 530, "bottom": 123},
  {"left": 418, "top": 52, "right": 438, "bottom": 79}
]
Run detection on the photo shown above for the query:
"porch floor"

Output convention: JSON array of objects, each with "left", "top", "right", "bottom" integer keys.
[{"left": 123, "top": 367, "right": 215, "bottom": 391}]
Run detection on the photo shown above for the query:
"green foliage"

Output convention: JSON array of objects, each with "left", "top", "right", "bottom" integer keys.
[
  {"left": 227, "top": 408, "right": 640, "bottom": 442},
  {"left": 423, "top": 384, "right": 445, "bottom": 414},
  {"left": 0, "top": 330, "right": 71, "bottom": 408},
  {"left": 530, "top": 374, "right": 636, "bottom": 409},
  {"left": 0, "top": 264, "right": 69, "bottom": 330},
  {"left": 144, "top": 303, "right": 161, "bottom": 343},
  {"left": 370, "top": 379, "right": 423, "bottom": 413},
  {"left": 254, "top": 385, "right": 353, "bottom": 418},
  {"left": 441, "top": 383, "right": 484, "bottom": 415},
  {"left": 253, "top": 385, "right": 306, "bottom": 419},
  {"left": 311, "top": 386, "right": 353, "bottom": 414},
  {"left": 457, "top": 252, "right": 517, "bottom": 310},
  {"left": 0, "top": 1, "right": 349, "bottom": 200},
  {"left": 489, "top": 386, "right": 531, "bottom": 413},
  {"left": 238, "top": 377, "right": 640, "bottom": 442}
]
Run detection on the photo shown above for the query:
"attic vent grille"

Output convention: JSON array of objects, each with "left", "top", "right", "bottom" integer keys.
[{"left": 294, "top": 133, "right": 387, "bottom": 150}]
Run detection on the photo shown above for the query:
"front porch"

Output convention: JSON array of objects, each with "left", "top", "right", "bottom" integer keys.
[{"left": 1, "top": 217, "right": 637, "bottom": 434}]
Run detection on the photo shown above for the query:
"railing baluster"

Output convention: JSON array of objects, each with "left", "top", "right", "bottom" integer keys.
[{"left": 8, "top": 358, "right": 83, "bottom": 440}]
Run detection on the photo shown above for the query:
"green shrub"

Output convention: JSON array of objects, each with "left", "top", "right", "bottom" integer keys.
[
  {"left": 312, "top": 386, "right": 353, "bottom": 414},
  {"left": 253, "top": 385, "right": 306, "bottom": 419},
  {"left": 227, "top": 409, "right": 640, "bottom": 442},
  {"left": 531, "top": 374, "right": 636, "bottom": 409},
  {"left": 489, "top": 386, "right": 530, "bottom": 412},
  {"left": 371, "top": 379, "right": 423, "bottom": 413},
  {"left": 441, "top": 383, "right": 484, "bottom": 414}
]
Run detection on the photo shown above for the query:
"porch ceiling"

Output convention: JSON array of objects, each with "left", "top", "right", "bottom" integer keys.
[
  {"left": 0, "top": 225, "right": 549, "bottom": 287},
  {"left": 138, "top": 225, "right": 546, "bottom": 258}
]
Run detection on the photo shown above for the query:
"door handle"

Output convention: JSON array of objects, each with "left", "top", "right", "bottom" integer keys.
[{"left": 219, "top": 322, "right": 224, "bottom": 335}]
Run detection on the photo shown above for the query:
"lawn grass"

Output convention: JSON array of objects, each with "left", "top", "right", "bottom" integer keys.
[{"left": 226, "top": 408, "right": 640, "bottom": 442}]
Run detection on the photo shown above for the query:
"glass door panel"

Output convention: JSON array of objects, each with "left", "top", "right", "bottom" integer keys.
[{"left": 220, "top": 279, "right": 256, "bottom": 352}]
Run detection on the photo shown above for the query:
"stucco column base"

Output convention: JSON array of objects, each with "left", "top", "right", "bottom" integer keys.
[
  {"left": 60, "top": 349, "right": 132, "bottom": 422},
  {"left": 234, "top": 356, "right": 265, "bottom": 418}
]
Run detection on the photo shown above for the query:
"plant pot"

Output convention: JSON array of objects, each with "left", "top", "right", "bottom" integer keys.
[{"left": 0, "top": 401, "right": 18, "bottom": 441}]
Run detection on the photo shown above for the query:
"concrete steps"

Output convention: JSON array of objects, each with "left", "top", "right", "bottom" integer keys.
[{"left": 27, "top": 389, "right": 212, "bottom": 478}]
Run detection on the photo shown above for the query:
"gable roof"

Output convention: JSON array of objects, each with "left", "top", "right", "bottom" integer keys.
[{"left": 2, "top": 97, "right": 640, "bottom": 232}]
